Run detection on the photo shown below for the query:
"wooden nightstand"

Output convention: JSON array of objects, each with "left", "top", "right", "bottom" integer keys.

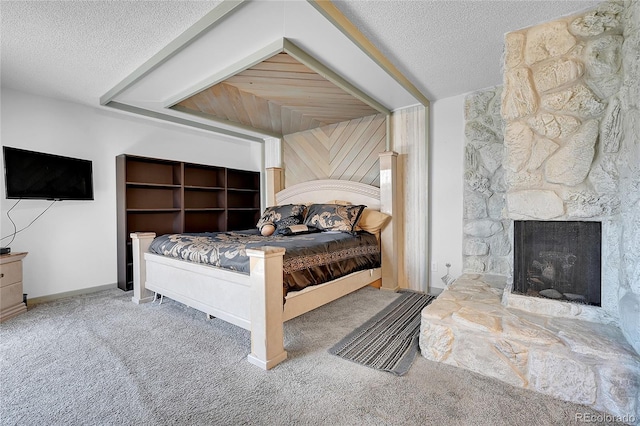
[{"left": 0, "top": 252, "right": 28, "bottom": 322}]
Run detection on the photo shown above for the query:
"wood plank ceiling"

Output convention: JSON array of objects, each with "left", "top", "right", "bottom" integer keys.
[{"left": 171, "top": 52, "right": 380, "bottom": 136}]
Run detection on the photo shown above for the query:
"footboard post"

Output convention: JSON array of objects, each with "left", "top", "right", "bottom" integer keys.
[
  {"left": 130, "top": 232, "right": 156, "bottom": 304},
  {"left": 246, "top": 246, "right": 287, "bottom": 370}
]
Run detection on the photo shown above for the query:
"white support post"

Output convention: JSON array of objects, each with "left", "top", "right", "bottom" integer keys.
[
  {"left": 264, "top": 137, "right": 283, "bottom": 208},
  {"left": 130, "top": 232, "right": 156, "bottom": 304},
  {"left": 246, "top": 246, "right": 287, "bottom": 370},
  {"left": 379, "top": 151, "right": 400, "bottom": 292}
]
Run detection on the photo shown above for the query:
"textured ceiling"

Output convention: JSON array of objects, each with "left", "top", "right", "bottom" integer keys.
[
  {"left": 1, "top": 0, "right": 601, "bottom": 109},
  {"left": 333, "top": 0, "right": 601, "bottom": 100},
  {"left": 0, "top": 0, "right": 221, "bottom": 105}
]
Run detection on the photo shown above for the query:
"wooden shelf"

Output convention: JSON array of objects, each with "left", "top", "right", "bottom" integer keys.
[
  {"left": 184, "top": 185, "right": 225, "bottom": 190},
  {"left": 126, "top": 208, "right": 182, "bottom": 213},
  {"left": 125, "top": 157, "right": 181, "bottom": 186},
  {"left": 126, "top": 182, "right": 181, "bottom": 188},
  {"left": 116, "top": 154, "right": 261, "bottom": 290}
]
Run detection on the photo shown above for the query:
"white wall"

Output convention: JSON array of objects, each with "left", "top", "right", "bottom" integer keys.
[
  {"left": 429, "top": 93, "right": 466, "bottom": 290},
  {"left": 0, "top": 88, "right": 262, "bottom": 299}
]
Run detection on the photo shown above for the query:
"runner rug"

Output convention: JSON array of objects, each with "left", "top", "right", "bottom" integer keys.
[{"left": 328, "top": 290, "right": 435, "bottom": 376}]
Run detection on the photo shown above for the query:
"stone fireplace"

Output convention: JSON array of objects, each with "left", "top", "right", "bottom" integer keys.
[{"left": 421, "top": 0, "right": 640, "bottom": 421}]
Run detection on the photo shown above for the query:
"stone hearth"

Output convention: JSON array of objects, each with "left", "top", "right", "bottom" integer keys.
[{"left": 420, "top": 274, "right": 640, "bottom": 421}]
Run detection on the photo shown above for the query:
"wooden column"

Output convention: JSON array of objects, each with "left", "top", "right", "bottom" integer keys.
[
  {"left": 265, "top": 167, "right": 284, "bottom": 207},
  {"left": 246, "top": 246, "right": 287, "bottom": 370},
  {"left": 379, "top": 151, "right": 400, "bottom": 292},
  {"left": 130, "top": 232, "right": 156, "bottom": 304},
  {"left": 264, "top": 137, "right": 283, "bottom": 207}
]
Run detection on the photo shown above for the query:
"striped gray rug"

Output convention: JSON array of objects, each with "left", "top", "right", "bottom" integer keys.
[{"left": 329, "top": 291, "right": 435, "bottom": 376}]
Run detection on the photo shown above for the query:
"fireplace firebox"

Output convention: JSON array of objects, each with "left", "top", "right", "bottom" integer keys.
[{"left": 513, "top": 221, "right": 601, "bottom": 306}]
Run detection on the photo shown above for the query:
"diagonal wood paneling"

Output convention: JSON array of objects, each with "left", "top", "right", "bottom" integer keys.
[
  {"left": 173, "top": 53, "right": 380, "bottom": 136},
  {"left": 284, "top": 113, "right": 386, "bottom": 188}
]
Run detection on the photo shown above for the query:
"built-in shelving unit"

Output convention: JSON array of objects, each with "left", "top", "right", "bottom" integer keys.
[{"left": 116, "top": 155, "right": 261, "bottom": 291}]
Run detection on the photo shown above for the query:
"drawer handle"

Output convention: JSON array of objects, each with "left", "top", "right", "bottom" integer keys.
[{"left": 0, "top": 273, "right": 3, "bottom": 278}]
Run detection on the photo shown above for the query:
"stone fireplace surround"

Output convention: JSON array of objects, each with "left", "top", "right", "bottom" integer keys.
[{"left": 420, "top": 0, "right": 640, "bottom": 422}]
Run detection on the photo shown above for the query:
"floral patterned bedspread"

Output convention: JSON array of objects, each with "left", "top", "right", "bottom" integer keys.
[{"left": 148, "top": 229, "right": 381, "bottom": 294}]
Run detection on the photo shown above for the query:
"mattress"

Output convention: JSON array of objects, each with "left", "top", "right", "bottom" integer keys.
[{"left": 148, "top": 229, "right": 381, "bottom": 294}]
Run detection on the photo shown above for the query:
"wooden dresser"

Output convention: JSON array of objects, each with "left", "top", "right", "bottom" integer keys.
[{"left": 0, "top": 252, "right": 28, "bottom": 322}]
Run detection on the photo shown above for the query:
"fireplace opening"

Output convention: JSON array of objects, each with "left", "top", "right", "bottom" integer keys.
[{"left": 513, "top": 220, "right": 601, "bottom": 306}]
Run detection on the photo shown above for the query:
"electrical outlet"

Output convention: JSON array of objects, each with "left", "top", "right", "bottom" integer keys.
[{"left": 431, "top": 261, "right": 438, "bottom": 272}]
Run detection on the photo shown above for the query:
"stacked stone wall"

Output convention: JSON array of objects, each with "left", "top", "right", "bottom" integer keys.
[
  {"left": 617, "top": 0, "right": 640, "bottom": 355},
  {"left": 501, "top": 0, "right": 628, "bottom": 220},
  {"left": 462, "top": 88, "right": 511, "bottom": 276}
]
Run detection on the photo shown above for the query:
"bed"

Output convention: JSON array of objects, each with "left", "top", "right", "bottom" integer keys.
[{"left": 131, "top": 155, "right": 398, "bottom": 370}]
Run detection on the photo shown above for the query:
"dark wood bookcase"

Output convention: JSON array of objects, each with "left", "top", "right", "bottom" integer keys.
[{"left": 116, "top": 154, "right": 261, "bottom": 291}]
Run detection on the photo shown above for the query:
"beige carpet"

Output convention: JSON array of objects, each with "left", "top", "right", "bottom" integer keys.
[{"left": 0, "top": 287, "right": 624, "bottom": 425}]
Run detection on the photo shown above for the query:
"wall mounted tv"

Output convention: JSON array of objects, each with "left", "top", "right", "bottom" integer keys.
[{"left": 3, "top": 146, "right": 94, "bottom": 200}]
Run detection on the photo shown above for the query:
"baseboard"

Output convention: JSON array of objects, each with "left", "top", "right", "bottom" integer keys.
[
  {"left": 427, "top": 286, "right": 444, "bottom": 296},
  {"left": 27, "top": 283, "right": 119, "bottom": 307}
]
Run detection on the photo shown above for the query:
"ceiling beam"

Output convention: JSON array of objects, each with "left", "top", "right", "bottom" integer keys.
[
  {"left": 283, "top": 39, "right": 390, "bottom": 116},
  {"left": 100, "top": 0, "right": 247, "bottom": 106},
  {"left": 107, "top": 102, "right": 266, "bottom": 142},
  {"left": 171, "top": 104, "right": 282, "bottom": 139},
  {"left": 164, "top": 39, "right": 285, "bottom": 109},
  {"left": 308, "top": 0, "right": 430, "bottom": 107}
]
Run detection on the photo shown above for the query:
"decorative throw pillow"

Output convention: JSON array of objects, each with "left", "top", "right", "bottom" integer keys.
[
  {"left": 354, "top": 209, "right": 391, "bottom": 234},
  {"left": 260, "top": 223, "right": 276, "bottom": 236},
  {"left": 256, "top": 204, "right": 306, "bottom": 232},
  {"left": 325, "top": 199, "right": 351, "bottom": 205},
  {"left": 303, "top": 204, "right": 366, "bottom": 234}
]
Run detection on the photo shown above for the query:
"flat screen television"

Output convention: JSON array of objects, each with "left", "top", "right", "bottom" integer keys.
[{"left": 3, "top": 146, "right": 94, "bottom": 200}]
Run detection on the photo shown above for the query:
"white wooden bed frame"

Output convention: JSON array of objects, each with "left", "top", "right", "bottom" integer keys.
[{"left": 131, "top": 152, "right": 398, "bottom": 370}]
